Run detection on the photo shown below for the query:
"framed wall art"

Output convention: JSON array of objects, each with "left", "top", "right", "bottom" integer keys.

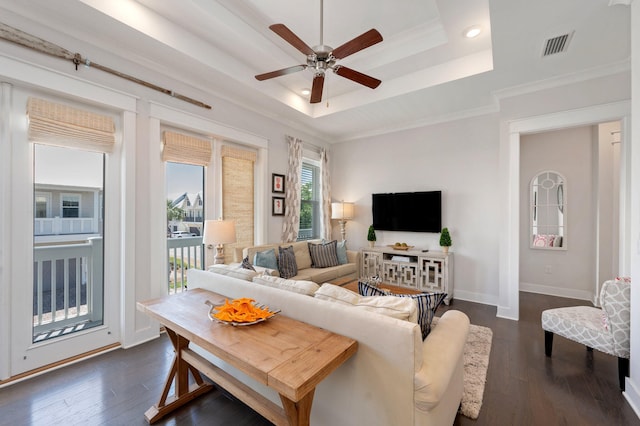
[
  {"left": 272, "top": 197, "right": 284, "bottom": 216},
  {"left": 272, "top": 173, "right": 285, "bottom": 193}
]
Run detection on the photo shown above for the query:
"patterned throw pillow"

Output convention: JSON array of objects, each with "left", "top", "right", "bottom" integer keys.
[
  {"left": 253, "top": 248, "right": 279, "bottom": 271},
  {"left": 308, "top": 240, "right": 340, "bottom": 268},
  {"left": 278, "top": 245, "right": 298, "bottom": 279},
  {"left": 358, "top": 280, "right": 446, "bottom": 339},
  {"left": 241, "top": 256, "right": 255, "bottom": 271}
]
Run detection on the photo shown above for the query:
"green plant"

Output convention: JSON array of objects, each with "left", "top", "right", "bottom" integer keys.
[
  {"left": 367, "top": 225, "right": 377, "bottom": 242},
  {"left": 439, "top": 227, "right": 452, "bottom": 247},
  {"left": 166, "top": 199, "right": 186, "bottom": 221}
]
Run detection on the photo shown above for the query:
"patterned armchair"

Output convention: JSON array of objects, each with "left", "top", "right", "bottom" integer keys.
[{"left": 541, "top": 279, "right": 631, "bottom": 390}]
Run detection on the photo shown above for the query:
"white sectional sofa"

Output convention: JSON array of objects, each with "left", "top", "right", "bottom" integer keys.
[{"left": 187, "top": 268, "right": 470, "bottom": 426}]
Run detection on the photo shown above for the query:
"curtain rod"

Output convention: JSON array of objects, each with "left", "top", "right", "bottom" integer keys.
[{"left": 0, "top": 22, "right": 212, "bottom": 110}]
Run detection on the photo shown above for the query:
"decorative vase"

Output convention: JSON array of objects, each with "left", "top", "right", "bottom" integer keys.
[
  {"left": 368, "top": 241, "right": 375, "bottom": 248},
  {"left": 442, "top": 246, "right": 449, "bottom": 254}
]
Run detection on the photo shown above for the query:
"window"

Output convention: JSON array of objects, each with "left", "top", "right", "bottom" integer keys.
[
  {"left": 299, "top": 161, "right": 320, "bottom": 240},
  {"left": 34, "top": 192, "right": 50, "bottom": 218},
  {"left": 61, "top": 194, "right": 81, "bottom": 218}
]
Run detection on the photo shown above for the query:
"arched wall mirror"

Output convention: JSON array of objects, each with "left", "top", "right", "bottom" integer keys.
[{"left": 530, "top": 170, "right": 566, "bottom": 250}]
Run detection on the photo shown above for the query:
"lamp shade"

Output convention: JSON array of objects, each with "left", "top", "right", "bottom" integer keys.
[
  {"left": 202, "top": 219, "right": 236, "bottom": 245},
  {"left": 331, "top": 202, "right": 354, "bottom": 220}
]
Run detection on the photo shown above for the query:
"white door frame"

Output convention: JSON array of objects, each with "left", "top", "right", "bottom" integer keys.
[
  {"left": 0, "top": 54, "right": 137, "bottom": 379},
  {"left": 498, "top": 101, "right": 631, "bottom": 320}
]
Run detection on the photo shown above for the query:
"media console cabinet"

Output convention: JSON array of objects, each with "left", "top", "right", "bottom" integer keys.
[{"left": 360, "top": 247, "right": 453, "bottom": 305}]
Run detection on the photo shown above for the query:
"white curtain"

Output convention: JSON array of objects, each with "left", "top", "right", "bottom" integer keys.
[
  {"left": 320, "top": 148, "right": 332, "bottom": 240},
  {"left": 281, "top": 135, "right": 303, "bottom": 242}
]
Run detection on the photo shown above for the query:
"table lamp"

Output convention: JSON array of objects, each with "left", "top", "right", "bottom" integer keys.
[
  {"left": 331, "top": 201, "right": 354, "bottom": 241},
  {"left": 203, "top": 219, "right": 236, "bottom": 264}
]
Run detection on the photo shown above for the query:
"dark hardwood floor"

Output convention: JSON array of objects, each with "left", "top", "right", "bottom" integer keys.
[{"left": 1, "top": 292, "right": 638, "bottom": 425}]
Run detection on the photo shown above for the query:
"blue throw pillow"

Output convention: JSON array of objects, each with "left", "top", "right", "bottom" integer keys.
[
  {"left": 336, "top": 240, "right": 348, "bottom": 265},
  {"left": 358, "top": 280, "right": 446, "bottom": 339},
  {"left": 278, "top": 245, "right": 298, "bottom": 279},
  {"left": 253, "top": 248, "right": 278, "bottom": 271}
]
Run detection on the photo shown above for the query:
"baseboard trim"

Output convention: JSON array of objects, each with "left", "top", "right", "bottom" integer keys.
[
  {"left": 0, "top": 342, "right": 121, "bottom": 388},
  {"left": 520, "top": 282, "right": 594, "bottom": 302},
  {"left": 624, "top": 378, "right": 640, "bottom": 421},
  {"left": 454, "top": 289, "right": 498, "bottom": 306}
]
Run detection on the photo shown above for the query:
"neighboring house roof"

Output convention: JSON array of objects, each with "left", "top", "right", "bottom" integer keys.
[{"left": 171, "top": 192, "right": 203, "bottom": 209}]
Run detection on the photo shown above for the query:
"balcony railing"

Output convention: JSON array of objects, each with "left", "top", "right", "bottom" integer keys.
[
  {"left": 33, "top": 237, "right": 103, "bottom": 341},
  {"left": 167, "top": 236, "right": 204, "bottom": 294},
  {"left": 35, "top": 217, "right": 98, "bottom": 235},
  {"left": 297, "top": 228, "right": 314, "bottom": 240}
]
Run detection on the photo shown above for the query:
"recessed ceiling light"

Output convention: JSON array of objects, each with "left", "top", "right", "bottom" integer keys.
[
  {"left": 464, "top": 26, "right": 481, "bottom": 38},
  {"left": 301, "top": 88, "right": 311, "bottom": 96}
]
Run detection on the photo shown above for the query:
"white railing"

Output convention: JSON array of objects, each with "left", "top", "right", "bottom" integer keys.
[
  {"left": 297, "top": 228, "right": 313, "bottom": 240},
  {"left": 33, "top": 237, "right": 103, "bottom": 338},
  {"left": 167, "top": 236, "right": 204, "bottom": 294},
  {"left": 34, "top": 217, "right": 98, "bottom": 235}
]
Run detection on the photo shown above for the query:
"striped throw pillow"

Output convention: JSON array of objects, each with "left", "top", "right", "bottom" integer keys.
[
  {"left": 241, "top": 256, "right": 255, "bottom": 271},
  {"left": 278, "top": 245, "right": 298, "bottom": 279},
  {"left": 358, "top": 281, "right": 446, "bottom": 339},
  {"left": 308, "top": 240, "right": 339, "bottom": 268}
]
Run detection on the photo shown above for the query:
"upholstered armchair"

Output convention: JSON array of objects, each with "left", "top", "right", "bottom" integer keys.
[{"left": 541, "top": 279, "right": 631, "bottom": 390}]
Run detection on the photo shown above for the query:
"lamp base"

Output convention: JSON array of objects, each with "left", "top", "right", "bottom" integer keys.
[
  {"left": 338, "top": 220, "right": 347, "bottom": 242},
  {"left": 214, "top": 244, "right": 225, "bottom": 264}
]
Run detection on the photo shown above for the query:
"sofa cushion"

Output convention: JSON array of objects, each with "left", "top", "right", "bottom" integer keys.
[
  {"left": 308, "top": 240, "right": 340, "bottom": 268},
  {"left": 253, "top": 248, "right": 278, "bottom": 271},
  {"left": 315, "top": 283, "right": 417, "bottom": 323},
  {"left": 278, "top": 245, "right": 298, "bottom": 279},
  {"left": 253, "top": 275, "right": 320, "bottom": 296},
  {"left": 358, "top": 281, "right": 446, "bottom": 339},
  {"left": 291, "top": 241, "right": 313, "bottom": 270},
  {"left": 207, "top": 264, "right": 257, "bottom": 281}
]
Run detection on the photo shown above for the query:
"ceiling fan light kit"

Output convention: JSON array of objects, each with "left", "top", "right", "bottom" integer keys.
[{"left": 255, "top": 0, "right": 383, "bottom": 104}]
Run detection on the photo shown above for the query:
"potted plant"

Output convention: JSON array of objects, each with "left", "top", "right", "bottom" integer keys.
[
  {"left": 440, "top": 227, "right": 452, "bottom": 254},
  {"left": 367, "top": 225, "right": 376, "bottom": 247}
]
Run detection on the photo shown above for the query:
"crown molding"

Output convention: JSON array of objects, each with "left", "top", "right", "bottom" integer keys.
[{"left": 492, "top": 58, "right": 631, "bottom": 101}]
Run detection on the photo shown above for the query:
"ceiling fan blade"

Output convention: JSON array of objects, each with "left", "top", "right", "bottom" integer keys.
[
  {"left": 269, "top": 24, "right": 315, "bottom": 56},
  {"left": 334, "top": 66, "right": 381, "bottom": 89},
  {"left": 255, "top": 64, "right": 307, "bottom": 81},
  {"left": 310, "top": 74, "right": 325, "bottom": 104},
  {"left": 332, "top": 29, "right": 383, "bottom": 59}
]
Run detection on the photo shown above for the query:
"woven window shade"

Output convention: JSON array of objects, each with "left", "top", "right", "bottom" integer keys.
[
  {"left": 162, "top": 131, "right": 212, "bottom": 166},
  {"left": 221, "top": 145, "right": 257, "bottom": 162},
  {"left": 27, "top": 97, "right": 115, "bottom": 153},
  {"left": 222, "top": 149, "right": 255, "bottom": 263}
]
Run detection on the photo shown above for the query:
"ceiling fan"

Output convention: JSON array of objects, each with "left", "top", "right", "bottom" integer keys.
[{"left": 255, "top": 0, "right": 383, "bottom": 104}]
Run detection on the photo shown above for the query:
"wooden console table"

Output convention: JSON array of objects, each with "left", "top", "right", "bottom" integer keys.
[{"left": 137, "top": 288, "right": 358, "bottom": 425}]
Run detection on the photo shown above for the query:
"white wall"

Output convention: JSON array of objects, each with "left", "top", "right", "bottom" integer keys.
[
  {"left": 331, "top": 114, "right": 501, "bottom": 304},
  {"left": 519, "top": 126, "right": 596, "bottom": 300}
]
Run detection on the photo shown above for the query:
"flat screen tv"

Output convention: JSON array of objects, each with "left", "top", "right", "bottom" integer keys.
[{"left": 372, "top": 191, "right": 442, "bottom": 233}]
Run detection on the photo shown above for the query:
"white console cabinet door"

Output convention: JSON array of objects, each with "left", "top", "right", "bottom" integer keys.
[
  {"left": 418, "top": 254, "right": 453, "bottom": 305},
  {"left": 361, "top": 250, "right": 383, "bottom": 277}
]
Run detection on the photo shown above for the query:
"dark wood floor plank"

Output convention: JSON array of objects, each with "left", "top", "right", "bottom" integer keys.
[{"left": 1, "top": 291, "right": 639, "bottom": 425}]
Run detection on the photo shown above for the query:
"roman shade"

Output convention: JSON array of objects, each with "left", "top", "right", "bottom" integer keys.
[
  {"left": 222, "top": 145, "right": 257, "bottom": 263},
  {"left": 162, "top": 130, "right": 212, "bottom": 166},
  {"left": 27, "top": 97, "right": 115, "bottom": 153}
]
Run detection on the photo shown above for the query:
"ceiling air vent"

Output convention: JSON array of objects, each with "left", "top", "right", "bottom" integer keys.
[{"left": 542, "top": 32, "right": 574, "bottom": 57}]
